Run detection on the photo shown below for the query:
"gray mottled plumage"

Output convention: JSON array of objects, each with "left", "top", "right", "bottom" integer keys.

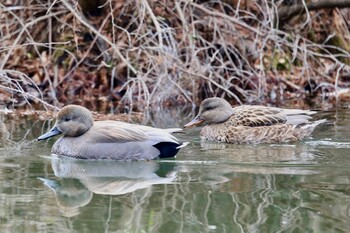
[
  {"left": 184, "top": 97, "right": 326, "bottom": 144},
  {"left": 38, "top": 105, "right": 187, "bottom": 160}
]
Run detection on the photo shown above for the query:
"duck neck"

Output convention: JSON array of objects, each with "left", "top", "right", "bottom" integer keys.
[
  {"left": 77, "top": 118, "right": 93, "bottom": 136},
  {"left": 209, "top": 108, "right": 234, "bottom": 124}
]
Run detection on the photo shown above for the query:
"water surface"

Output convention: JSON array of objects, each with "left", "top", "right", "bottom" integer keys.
[{"left": 0, "top": 109, "right": 350, "bottom": 232}]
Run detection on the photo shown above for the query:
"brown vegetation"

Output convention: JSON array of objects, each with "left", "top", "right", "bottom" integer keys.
[{"left": 1, "top": 0, "right": 350, "bottom": 111}]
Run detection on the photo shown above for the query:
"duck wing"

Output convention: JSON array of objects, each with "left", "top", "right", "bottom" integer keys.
[
  {"left": 90, "top": 121, "right": 179, "bottom": 144},
  {"left": 79, "top": 121, "right": 182, "bottom": 160},
  {"left": 232, "top": 105, "right": 315, "bottom": 127}
]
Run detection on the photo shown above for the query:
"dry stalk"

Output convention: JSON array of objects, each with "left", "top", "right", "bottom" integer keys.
[
  {"left": 0, "top": 70, "right": 59, "bottom": 111},
  {"left": 1, "top": 0, "right": 350, "bottom": 109}
]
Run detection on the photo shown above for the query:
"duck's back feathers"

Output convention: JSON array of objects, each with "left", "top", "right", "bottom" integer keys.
[
  {"left": 92, "top": 121, "right": 179, "bottom": 144},
  {"left": 231, "top": 105, "right": 316, "bottom": 127},
  {"left": 283, "top": 108, "right": 316, "bottom": 125},
  {"left": 92, "top": 121, "right": 148, "bottom": 142}
]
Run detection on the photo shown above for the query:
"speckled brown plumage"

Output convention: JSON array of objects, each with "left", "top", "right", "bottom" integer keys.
[{"left": 184, "top": 97, "right": 326, "bottom": 144}]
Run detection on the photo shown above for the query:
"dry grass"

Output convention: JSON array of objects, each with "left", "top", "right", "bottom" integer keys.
[{"left": 1, "top": 0, "right": 350, "bottom": 110}]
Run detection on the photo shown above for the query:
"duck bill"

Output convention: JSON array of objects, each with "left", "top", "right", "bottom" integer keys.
[
  {"left": 184, "top": 116, "right": 204, "bottom": 128},
  {"left": 38, "top": 126, "right": 62, "bottom": 141}
]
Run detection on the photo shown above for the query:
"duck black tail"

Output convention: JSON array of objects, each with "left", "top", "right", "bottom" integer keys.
[{"left": 153, "top": 142, "right": 184, "bottom": 158}]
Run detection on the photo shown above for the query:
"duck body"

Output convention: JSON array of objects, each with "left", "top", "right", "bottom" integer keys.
[
  {"left": 184, "top": 98, "right": 325, "bottom": 144},
  {"left": 38, "top": 105, "right": 186, "bottom": 160}
]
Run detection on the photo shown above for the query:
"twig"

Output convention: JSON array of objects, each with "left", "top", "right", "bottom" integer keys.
[
  {"left": 141, "top": 0, "right": 163, "bottom": 49},
  {"left": 60, "top": 0, "right": 138, "bottom": 74},
  {"left": 278, "top": 0, "right": 350, "bottom": 22}
]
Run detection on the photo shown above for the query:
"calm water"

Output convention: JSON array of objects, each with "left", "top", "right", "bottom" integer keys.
[{"left": 1, "top": 108, "right": 350, "bottom": 233}]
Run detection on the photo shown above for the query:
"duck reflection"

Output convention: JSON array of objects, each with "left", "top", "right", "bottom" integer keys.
[
  {"left": 39, "top": 158, "right": 177, "bottom": 217},
  {"left": 200, "top": 140, "right": 320, "bottom": 165},
  {"left": 0, "top": 118, "right": 11, "bottom": 146}
]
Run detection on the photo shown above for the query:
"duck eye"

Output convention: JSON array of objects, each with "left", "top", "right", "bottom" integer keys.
[
  {"left": 63, "top": 117, "right": 71, "bottom": 122},
  {"left": 205, "top": 106, "right": 215, "bottom": 111}
]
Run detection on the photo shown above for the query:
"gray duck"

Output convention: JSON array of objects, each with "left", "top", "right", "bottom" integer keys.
[{"left": 38, "top": 105, "right": 187, "bottom": 160}]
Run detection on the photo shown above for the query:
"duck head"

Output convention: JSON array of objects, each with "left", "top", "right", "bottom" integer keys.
[
  {"left": 184, "top": 97, "right": 235, "bottom": 127},
  {"left": 38, "top": 105, "right": 94, "bottom": 140}
]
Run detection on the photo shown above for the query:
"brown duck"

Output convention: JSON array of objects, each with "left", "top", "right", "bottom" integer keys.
[{"left": 184, "top": 97, "right": 325, "bottom": 144}]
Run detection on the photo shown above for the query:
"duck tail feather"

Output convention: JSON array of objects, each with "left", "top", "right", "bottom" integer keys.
[
  {"left": 176, "top": 142, "right": 189, "bottom": 149},
  {"left": 164, "top": 128, "right": 183, "bottom": 133},
  {"left": 301, "top": 119, "right": 327, "bottom": 130}
]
